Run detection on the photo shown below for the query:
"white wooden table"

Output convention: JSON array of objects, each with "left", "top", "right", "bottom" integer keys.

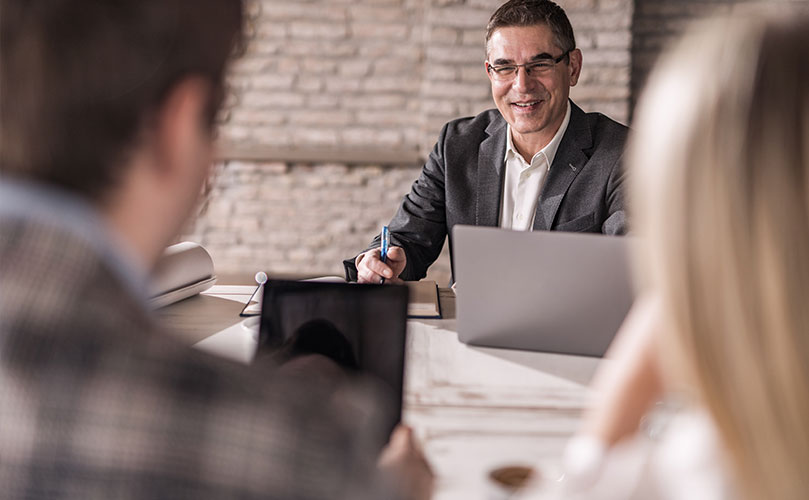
[{"left": 159, "top": 285, "right": 601, "bottom": 499}]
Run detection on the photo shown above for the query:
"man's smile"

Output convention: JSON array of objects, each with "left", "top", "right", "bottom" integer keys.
[{"left": 510, "top": 99, "right": 544, "bottom": 112}]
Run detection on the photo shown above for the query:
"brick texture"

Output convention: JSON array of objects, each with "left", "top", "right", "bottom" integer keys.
[{"left": 183, "top": 161, "right": 436, "bottom": 280}]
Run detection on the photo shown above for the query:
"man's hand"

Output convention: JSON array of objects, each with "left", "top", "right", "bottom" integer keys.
[
  {"left": 356, "top": 246, "right": 406, "bottom": 284},
  {"left": 378, "top": 425, "right": 434, "bottom": 500}
]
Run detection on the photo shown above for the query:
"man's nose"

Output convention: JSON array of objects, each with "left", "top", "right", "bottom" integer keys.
[{"left": 512, "top": 66, "right": 537, "bottom": 92}]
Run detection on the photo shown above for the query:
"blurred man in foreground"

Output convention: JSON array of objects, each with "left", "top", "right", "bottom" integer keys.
[{"left": 0, "top": 1, "right": 431, "bottom": 498}]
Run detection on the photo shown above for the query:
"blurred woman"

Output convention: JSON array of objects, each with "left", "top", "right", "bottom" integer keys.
[{"left": 540, "top": 13, "right": 809, "bottom": 500}]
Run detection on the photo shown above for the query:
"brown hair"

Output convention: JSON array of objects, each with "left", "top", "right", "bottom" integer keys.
[
  {"left": 0, "top": 0, "right": 244, "bottom": 202},
  {"left": 485, "top": 0, "right": 576, "bottom": 55}
]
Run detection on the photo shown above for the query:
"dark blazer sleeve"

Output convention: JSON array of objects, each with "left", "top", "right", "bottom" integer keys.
[
  {"left": 602, "top": 150, "right": 627, "bottom": 235},
  {"left": 344, "top": 123, "right": 452, "bottom": 282},
  {"left": 590, "top": 114, "right": 628, "bottom": 236}
]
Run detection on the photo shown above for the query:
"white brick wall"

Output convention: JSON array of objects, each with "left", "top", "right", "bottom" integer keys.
[
  {"left": 184, "top": 161, "right": 431, "bottom": 280},
  {"left": 221, "top": 0, "right": 425, "bottom": 151},
  {"left": 185, "top": 0, "right": 636, "bottom": 284}
]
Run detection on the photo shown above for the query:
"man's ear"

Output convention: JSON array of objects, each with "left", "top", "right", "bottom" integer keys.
[
  {"left": 568, "top": 48, "right": 583, "bottom": 87},
  {"left": 151, "top": 77, "right": 213, "bottom": 180},
  {"left": 484, "top": 61, "right": 494, "bottom": 83}
]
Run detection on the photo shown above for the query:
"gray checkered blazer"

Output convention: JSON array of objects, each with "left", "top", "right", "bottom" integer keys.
[{"left": 0, "top": 216, "right": 392, "bottom": 499}]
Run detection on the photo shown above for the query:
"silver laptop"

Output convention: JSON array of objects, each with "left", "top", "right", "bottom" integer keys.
[{"left": 453, "top": 225, "right": 635, "bottom": 357}]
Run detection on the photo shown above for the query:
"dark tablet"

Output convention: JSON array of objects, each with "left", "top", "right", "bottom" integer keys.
[{"left": 257, "top": 280, "right": 409, "bottom": 440}]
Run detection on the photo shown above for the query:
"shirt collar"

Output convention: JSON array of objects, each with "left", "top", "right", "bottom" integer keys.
[
  {"left": 504, "top": 100, "right": 572, "bottom": 167},
  {"left": 0, "top": 177, "right": 152, "bottom": 307}
]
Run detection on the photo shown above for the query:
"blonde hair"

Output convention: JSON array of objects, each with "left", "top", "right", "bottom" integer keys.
[{"left": 630, "top": 15, "right": 809, "bottom": 500}]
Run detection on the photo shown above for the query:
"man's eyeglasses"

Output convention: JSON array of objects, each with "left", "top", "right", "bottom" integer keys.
[{"left": 486, "top": 50, "right": 571, "bottom": 82}]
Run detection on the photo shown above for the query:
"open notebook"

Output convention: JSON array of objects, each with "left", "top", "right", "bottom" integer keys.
[
  {"left": 405, "top": 280, "right": 441, "bottom": 318},
  {"left": 241, "top": 278, "right": 441, "bottom": 319}
]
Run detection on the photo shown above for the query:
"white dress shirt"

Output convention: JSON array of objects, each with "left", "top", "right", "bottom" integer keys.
[{"left": 499, "top": 102, "right": 571, "bottom": 231}]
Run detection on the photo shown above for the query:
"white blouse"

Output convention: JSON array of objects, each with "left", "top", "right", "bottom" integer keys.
[{"left": 526, "top": 411, "right": 738, "bottom": 500}]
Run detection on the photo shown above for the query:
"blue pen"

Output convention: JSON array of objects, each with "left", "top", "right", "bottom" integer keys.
[{"left": 380, "top": 226, "right": 390, "bottom": 283}]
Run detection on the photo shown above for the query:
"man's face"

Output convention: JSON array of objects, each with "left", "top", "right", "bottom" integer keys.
[{"left": 486, "top": 24, "right": 581, "bottom": 148}]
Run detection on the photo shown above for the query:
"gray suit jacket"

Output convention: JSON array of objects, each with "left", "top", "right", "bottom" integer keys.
[
  {"left": 0, "top": 215, "right": 390, "bottom": 499},
  {"left": 344, "top": 101, "right": 628, "bottom": 282}
]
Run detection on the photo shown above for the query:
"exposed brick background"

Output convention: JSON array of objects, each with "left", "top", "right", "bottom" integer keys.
[
  {"left": 221, "top": 0, "right": 425, "bottom": 152},
  {"left": 186, "top": 160, "right": 421, "bottom": 279}
]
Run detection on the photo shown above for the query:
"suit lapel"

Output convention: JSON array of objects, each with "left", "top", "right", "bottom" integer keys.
[
  {"left": 476, "top": 117, "right": 507, "bottom": 226},
  {"left": 533, "top": 102, "right": 592, "bottom": 231}
]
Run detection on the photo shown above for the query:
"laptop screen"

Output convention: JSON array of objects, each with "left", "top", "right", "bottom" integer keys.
[{"left": 257, "top": 280, "right": 409, "bottom": 439}]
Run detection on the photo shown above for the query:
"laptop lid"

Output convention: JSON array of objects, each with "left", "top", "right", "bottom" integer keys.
[
  {"left": 257, "top": 280, "right": 408, "bottom": 439},
  {"left": 453, "top": 225, "right": 635, "bottom": 357}
]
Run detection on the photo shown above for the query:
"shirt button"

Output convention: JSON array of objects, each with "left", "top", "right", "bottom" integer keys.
[{"left": 516, "top": 213, "right": 523, "bottom": 221}]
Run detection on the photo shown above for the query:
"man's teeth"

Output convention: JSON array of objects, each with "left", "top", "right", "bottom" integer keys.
[{"left": 514, "top": 101, "right": 538, "bottom": 107}]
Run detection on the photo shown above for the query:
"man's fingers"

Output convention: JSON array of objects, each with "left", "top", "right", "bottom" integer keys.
[
  {"left": 356, "top": 246, "right": 406, "bottom": 283},
  {"left": 368, "top": 259, "right": 394, "bottom": 279},
  {"left": 386, "top": 246, "right": 406, "bottom": 262},
  {"left": 356, "top": 249, "right": 383, "bottom": 283},
  {"left": 360, "top": 250, "right": 394, "bottom": 279},
  {"left": 390, "top": 425, "right": 412, "bottom": 448},
  {"left": 357, "top": 267, "right": 384, "bottom": 284},
  {"left": 379, "top": 425, "right": 416, "bottom": 464},
  {"left": 357, "top": 256, "right": 382, "bottom": 283},
  {"left": 378, "top": 425, "right": 434, "bottom": 500}
]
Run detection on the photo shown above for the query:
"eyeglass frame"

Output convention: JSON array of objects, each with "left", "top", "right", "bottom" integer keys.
[{"left": 485, "top": 49, "right": 573, "bottom": 81}]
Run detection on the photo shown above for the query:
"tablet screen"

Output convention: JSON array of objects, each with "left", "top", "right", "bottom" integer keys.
[{"left": 257, "top": 280, "right": 409, "bottom": 439}]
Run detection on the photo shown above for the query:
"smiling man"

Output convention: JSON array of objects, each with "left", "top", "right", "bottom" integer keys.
[{"left": 346, "top": 0, "right": 628, "bottom": 284}]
